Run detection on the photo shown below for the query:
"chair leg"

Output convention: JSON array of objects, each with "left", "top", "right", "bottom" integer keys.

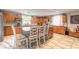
[
  {"left": 29, "top": 39, "right": 32, "bottom": 48},
  {"left": 36, "top": 39, "right": 39, "bottom": 48},
  {"left": 45, "top": 34, "right": 48, "bottom": 41}
]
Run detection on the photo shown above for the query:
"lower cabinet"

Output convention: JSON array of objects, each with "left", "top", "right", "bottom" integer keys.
[
  {"left": 53, "top": 26, "right": 65, "bottom": 35},
  {"left": 15, "top": 26, "right": 22, "bottom": 34},
  {"left": 4, "top": 26, "right": 13, "bottom": 36},
  {"left": 4, "top": 26, "right": 22, "bottom": 36},
  {"left": 69, "top": 31, "right": 79, "bottom": 38}
]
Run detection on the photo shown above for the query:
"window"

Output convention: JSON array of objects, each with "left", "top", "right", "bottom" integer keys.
[
  {"left": 51, "top": 15, "right": 63, "bottom": 26},
  {"left": 22, "top": 15, "right": 31, "bottom": 31},
  {"left": 22, "top": 15, "right": 32, "bottom": 26}
]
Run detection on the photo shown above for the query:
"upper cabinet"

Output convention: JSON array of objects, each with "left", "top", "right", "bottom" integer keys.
[
  {"left": 3, "top": 12, "right": 22, "bottom": 24},
  {"left": 32, "top": 17, "right": 49, "bottom": 23},
  {"left": 32, "top": 17, "right": 39, "bottom": 23},
  {"left": 3, "top": 13, "right": 15, "bottom": 23},
  {"left": 43, "top": 17, "right": 49, "bottom": 22}
]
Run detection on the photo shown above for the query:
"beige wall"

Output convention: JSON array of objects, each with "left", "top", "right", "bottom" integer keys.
[{"left": 67, "top": 12, "right": 79, "bottom": 32}]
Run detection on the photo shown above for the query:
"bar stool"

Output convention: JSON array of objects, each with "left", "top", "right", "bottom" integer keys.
[
  {"left": 16, "top": 37, "right": 28, "bottom": 49},
  {"left": 16, "top": 34, "right": 28, "bottom": 49},
  {"left": 44, "top": 25, "right": 49, "bottom": 41},
  {"left": 29, "top": 26, "right": 38, "bottom": 49},
  {"left": 38, "top": 26, "right": 45, "bottom": 46},
  {"left": 11, "top": 25, "right": 28, "bottom": 49}
]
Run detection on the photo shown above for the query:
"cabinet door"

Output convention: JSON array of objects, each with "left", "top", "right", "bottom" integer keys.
[
  {"left": 4, "top": 26, "right": 13, "bottom": 36},
  {"left": 43, "top": 17, "right": 48, "bottom": 22},
  {"left": 53, "top": 26, "right": 58, "bottom": 33},
  {"left": 32, "top": 17, "right": 39, "bottom": 23},
  {"left": 4, "top": 13, "right": 15, "bottom": 23},
  {"left": 36, "top": 17, "right": 40, "bottom": 23},
  {"left": 39, "top": 18, "right": 43, "bottom": 22},
  {"left": 58, "top": 26, "right": 65, "bottom": 34},
  {"left": 32, "top": 17, "right": 37, "bottom": 22},
  {"left": 15, "top": 26, "right": 22, "bottom": 34}
]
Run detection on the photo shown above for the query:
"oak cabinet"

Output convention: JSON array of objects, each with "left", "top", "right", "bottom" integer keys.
[
  {"left": 58, "top": 26, "right": 65, "bottom": 34},
  {"left": 4, "top": 26, "right": 22, "bottom": 36},
  {"left": 3, "top": 13, "right": 15, "bottom": 23},
  {"left": 69, "top": 31, "right": 79, "bottom": 38},
  {"left": 3, "top": 12, "right": 22, "bottom": 23},
  {"left": 4, "top": 26, "right": 13, "bottom": 36},
  {"left": 43, "top": 17, "right": 48, "bottom": 22},
  {"left": 32, "top": 17, "right": 39, "bottom": 23},
  {"left": 39, "top": 18, "right": 43, "bottom": 22},
  {"left": 53, "top": 26, "right": 57, "bottom": 33},
  {"left": 32, "top": 17, "right": 49, "bottom": 23},
  {"left": 15, "top": 26, "right": 22, "bottom": 34},
  {"left": 53, "top": 26, "right": 65, "bottom": 35},
  {"left": 3, "top": 12, "right": 22, "bottom": 36}
]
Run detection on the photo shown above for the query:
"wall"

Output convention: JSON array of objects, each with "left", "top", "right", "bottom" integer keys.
[
  {"left": 67, "top": 11, "right": 79, "bottom": 32},
  {"left": 0, "top": 12, "right": 4, "bottom": 41},
  {"left": 50, "top": 15, "right": 64, "bottom": 26}
]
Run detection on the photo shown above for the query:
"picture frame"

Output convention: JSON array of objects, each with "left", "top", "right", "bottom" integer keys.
[{"left": 71, "top": 15, "right": 79, "bottom": 24}]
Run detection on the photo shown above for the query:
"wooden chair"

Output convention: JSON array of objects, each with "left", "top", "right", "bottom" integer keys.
[
  {"left": 29, "top": 26, "right": 38, "bottom": 49},
  {"left": 38, "top": 26, "right": 45, "bottom": 46},
  {"left": 7, "top": 25, "right": 28, "bottom": 49},
  {"left": 16, "top": 36, "right": 28, "bottom": 49},
  {"left": 44, "top": 25, "right": 49, "bottom": 41}
]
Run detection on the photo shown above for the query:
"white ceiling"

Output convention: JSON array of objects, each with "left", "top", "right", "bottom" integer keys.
[{"left": 4, "top": 9, "right": 79, "bottom": 16}]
